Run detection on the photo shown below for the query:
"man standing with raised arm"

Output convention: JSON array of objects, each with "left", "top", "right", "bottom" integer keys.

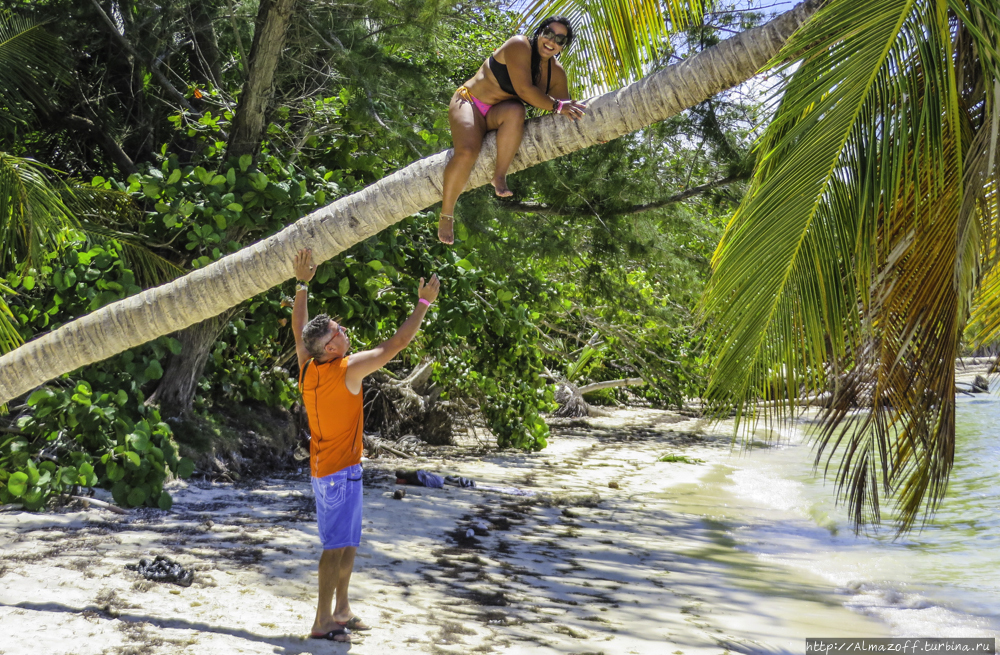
[{"left": 291, "top": 248, "right": 440, "bottom": 643}]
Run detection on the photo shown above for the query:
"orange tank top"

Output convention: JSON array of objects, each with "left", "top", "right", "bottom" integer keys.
[{"left": 299, "top": 356, "right": 364, "bottom": 478}]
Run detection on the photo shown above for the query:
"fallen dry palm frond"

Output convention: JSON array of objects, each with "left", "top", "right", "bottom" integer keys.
[{"left": 702, "top": 0, "right": 1000, "bottom": 533}]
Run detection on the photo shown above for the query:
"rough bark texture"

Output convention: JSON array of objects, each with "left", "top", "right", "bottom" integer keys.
[
  {"left": 146, "top": 314, "right": 229, "bottom": 415},
  {"left": 0, "top": 1, "right": 822, "bottom": 405},
  {"left": 554, "top": 382, "right": 612, "bottom": 418},
  {"left": 225, "top": 0, "right": 297, "bottom": 161}
]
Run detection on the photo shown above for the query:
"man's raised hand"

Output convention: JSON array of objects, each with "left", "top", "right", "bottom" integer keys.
[
  {"left": 419, "top": 274, "right": 440, "bottom": 304},
  {"left": 295, "top": 248, "right": 315, "bottom": 283}
]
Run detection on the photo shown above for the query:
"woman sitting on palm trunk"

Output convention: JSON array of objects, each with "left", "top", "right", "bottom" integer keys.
[{"left": 438, "top": 16, "right": 587, "bottom": 244}]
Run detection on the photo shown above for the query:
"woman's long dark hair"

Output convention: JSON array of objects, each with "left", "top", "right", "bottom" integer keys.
[{"left": 529, "top": 16, "right": 573, "bottom": 85}]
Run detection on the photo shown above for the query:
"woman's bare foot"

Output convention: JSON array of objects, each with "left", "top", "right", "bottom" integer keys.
[
  {"left": 492, "top": 176, "right": 513, "bottom": 197},
  {"left": 438, "top": 213, "right": 454, "bottom": 244}
]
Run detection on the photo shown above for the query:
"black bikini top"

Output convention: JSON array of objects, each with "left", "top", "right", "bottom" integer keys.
[{"left": 488, "top": 55, "right": 552, "bottom": 99}]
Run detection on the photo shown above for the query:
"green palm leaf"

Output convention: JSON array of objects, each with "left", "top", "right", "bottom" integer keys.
[
  {"left": 0, "top": 11, "right": 68, "bottom": 134},
  {"left": 518, "top": 0, "right": 703, "bottom": 94},
  {"left": 0, "top": 153, "right": 78, "bottom": 273},
  {"left": 0, "top": 154, "right": 183, "bottom": 356},
  {"left": 702, "top": 0, "right": 1000, "bottom": 533},
  {"left": 0, "top": 280, "right": 19, "bottom": 354}
]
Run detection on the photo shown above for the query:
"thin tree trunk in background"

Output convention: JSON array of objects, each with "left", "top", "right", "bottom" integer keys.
[
  {"left": 190, "top": 1, "right": 223, "bottom": 88},
  {"left": 0, "top": 1, "right": 823, "bottom": 406},
  {"left": 151, "top": 0, "right": 293, "bottom": 415},
  {"left": 225, "top": 0, "right": 297, "bottom": 161},
  {"left": 146, "top": 313, "right": 230, "bottom": 415}
]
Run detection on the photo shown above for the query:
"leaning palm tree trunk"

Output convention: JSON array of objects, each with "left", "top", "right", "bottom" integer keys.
[{"left": 0, "top": 1, "right": 821, "bottom": 405}]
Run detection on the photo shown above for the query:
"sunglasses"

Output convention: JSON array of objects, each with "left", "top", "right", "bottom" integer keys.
[
  {"left": 322, "top": 324, "right": 348, "bottom": 350},
  {"left": 540, "top": 28, "right": 569, "bottom": 47}
]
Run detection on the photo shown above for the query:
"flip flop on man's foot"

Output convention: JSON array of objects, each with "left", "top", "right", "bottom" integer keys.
[
  {"left": 438, "top": 213, "right": 454, "bottom": 244},
  {"left": 337, "top": 616, "right": 372, "bottom": 631},
  {"left": 310, "top": 626, "right": 351, "bottom": 642}
]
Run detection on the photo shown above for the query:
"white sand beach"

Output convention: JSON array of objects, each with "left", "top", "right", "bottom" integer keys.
[{"left": 0, "top": 409, "right": 897, "bottom": 654}]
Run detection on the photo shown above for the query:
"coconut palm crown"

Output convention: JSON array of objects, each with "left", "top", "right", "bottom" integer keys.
[{"left": 701, "top": 0, "right": 1000, "bottom": 533}]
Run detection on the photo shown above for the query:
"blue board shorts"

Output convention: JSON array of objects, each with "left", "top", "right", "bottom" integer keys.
[{"left": 312, "top": 464, "right": 364, "bottom": 550}]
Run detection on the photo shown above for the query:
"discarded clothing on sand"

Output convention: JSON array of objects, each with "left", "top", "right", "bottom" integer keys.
[
  {"left": 395, "top": 469, "right": 476, "bottom": 489},
  {"left": 126, "top": 555, "right": 193, "bottom": 587}
]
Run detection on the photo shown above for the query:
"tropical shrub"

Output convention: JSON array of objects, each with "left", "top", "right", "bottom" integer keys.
[{"left": 0, "top": 240, "right": 195, "bottom": 510}]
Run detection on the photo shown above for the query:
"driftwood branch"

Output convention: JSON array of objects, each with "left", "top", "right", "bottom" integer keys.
[
  {"left": 70, "top": 495, "right": 129, "bottom": 514},
  {"left": 579, "top": 378, "right": 646, "bottom": 394},
  {"left": 362, "top": 434, "right": 413, "bottom": 459}
]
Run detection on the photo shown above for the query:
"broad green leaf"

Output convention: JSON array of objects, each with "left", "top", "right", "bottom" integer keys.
[
  {"left": 144, "top": 360, "right": 164, "bottom": 380},
  {"left": 59, "top": 466, "right": 77, "bottom": 486},
  {"left": 27, "top": 389, "right": 54, "bottom": 406},
  {"left": 6, "top": 471, "right": 28, "bottom": 497},
  {"left": 111, "top": 480, "right": 129, "bottom": 505},
  {"left": 127, "top": 486, "right": 147, "bottom": 507},
  {"left": 176, "top": 458, "right": 195, "bottom": 478},
  {"left": 106, "top": 460, "right": 125, "bottom": 482},
  {"left": 130, "top": 432, "right": 151, "bottom": 452},
  {"left": 78, "top": 462, "right": 97, "bottom": 487}
]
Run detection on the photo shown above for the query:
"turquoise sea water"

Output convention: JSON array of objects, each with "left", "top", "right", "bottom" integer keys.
[{"left": 720, "top": 395, "right": 1000, "bottom": 637}]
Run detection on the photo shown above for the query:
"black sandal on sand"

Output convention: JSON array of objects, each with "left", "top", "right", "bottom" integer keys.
[
  {"left": 311, "top": 626, "right": 351, "bottom": 642},
  {"left": 338, "top": 616, "right": 372, "bottom": 631}
]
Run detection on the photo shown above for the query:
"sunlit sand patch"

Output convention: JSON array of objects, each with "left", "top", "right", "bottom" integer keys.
[{"left": 0, "top": 408, "right": 894, "bottom": 654}]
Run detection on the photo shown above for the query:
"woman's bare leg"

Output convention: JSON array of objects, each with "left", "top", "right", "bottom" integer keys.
[
  {"left": 486, "top": 100, "right": 526, "bottom": 197},
  {"left": 441, "top": 92, "right": 487, "bottom": 243}
]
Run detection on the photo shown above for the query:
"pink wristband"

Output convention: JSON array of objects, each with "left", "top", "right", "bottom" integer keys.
[
  {"left": 418, "top": 298, "right": 431, "bottom": 307},
  {"left": 556, "top": 100, "right": 565, "bottom": 113}
]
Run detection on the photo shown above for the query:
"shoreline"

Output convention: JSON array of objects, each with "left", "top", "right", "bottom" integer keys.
[{"left": 0, "top": 408, "right": 937, "bottom": 654}]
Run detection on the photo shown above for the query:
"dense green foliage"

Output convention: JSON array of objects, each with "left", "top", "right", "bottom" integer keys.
[
  {"left": 1, "top": 240, "right": 194, "bottom": 509},
  {"left": 0, "top": 0, "right": 760, "bottom": 509}
]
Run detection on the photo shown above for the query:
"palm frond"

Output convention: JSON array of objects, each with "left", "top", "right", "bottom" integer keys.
[
  {"left": 0, "top": 154, "right": 182, "bottom": 288},
  {"left": 0, "top": 153, "right": 78, "bottom": 272},
  {"left": 703, "top": 0, "right": 1000, "bottom": 533},
  {"left": 0, "top": 10, "right": 69, "bottom": 133},
  {"left": 518, "top": 0, "right": 703, "bottom": 95},
  {"left": 0, "top": 282, "right": 21, "bottom": 354}
]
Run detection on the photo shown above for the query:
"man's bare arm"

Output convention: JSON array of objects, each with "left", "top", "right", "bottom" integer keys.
[
  {"left": 291, "top": 249, "right": 315, "bottom": 372},
  {"left": 345, "top": 275, "right": 440, "bottom": 390}
]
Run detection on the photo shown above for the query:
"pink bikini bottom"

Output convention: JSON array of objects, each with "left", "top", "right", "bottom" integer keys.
[{"left": 458, "top": 86, "right": 492, "bottom": 117}]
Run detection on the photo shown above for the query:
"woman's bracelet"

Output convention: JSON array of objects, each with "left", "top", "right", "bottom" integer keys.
[
  {"left": 418, "top": 298, "right": 432, "bottom": 307},
  {"left": 555, "top": 99, "right": 566, "bottom": 113}
]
